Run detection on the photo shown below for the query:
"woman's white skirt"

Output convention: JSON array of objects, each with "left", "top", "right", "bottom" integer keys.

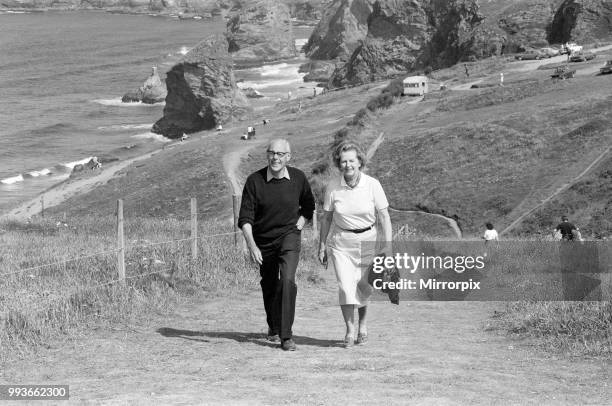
[{"left": 327, "top": 226, "right": 377, "bottom": 306}]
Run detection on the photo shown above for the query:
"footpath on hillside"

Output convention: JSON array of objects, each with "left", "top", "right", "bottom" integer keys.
[
  {"left": 2, "top": 135, "right": 611, "bottom": 405},
  {"left": 1, "top": 274, "right": 610, "bottom": 404}
]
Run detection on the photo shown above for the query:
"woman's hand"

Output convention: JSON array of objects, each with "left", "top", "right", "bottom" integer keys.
[{"left": 318, "top": 248, "right": 328, "bottom": 268}]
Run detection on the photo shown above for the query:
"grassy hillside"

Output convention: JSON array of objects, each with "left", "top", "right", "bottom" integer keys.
[{"left": 3, "top": 45, "right": 612, "bottom": 359}]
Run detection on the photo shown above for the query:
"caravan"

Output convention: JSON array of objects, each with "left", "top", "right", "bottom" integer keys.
[{"left": 402, "top": 76, "right": 429, "bottom": 96}]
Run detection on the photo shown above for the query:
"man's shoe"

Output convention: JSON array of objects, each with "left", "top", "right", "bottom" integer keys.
[
  {"left": 281, "top": 338, "right": 296, "bottom": 351},
  {"left": 266, "top": 329, "right": 280, "bottom": 343}
]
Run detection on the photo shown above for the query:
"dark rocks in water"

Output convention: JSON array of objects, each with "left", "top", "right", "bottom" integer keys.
[
  {"left": 122, "top": 66, "right": 167, "bottom": 104},
  {"left": 242, "top": 87, "right": 264, "bottom": 98},
  {"left": 152, "top": 34, "right": 251, "bottom": 139},
  {"left": 225, "top": 0, "right": 297, "bottom": 68},
  {"left": 299, "top": 60, "right": 338, "bottom": 82}
]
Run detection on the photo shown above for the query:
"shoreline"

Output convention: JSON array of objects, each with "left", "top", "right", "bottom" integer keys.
[{"left": 0, "top": 145, "right": 168, "bottom": 222}]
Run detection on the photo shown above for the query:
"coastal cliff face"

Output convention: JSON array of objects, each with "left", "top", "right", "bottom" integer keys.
[
  {"left": 329, "top": 0, "right": 482, "bottom": 87},
  {"left": 548, "top": 0, "right": 612, "bottom": 44},
  {"left": 225, "top": 0, "right": 297, "bottom": 67},
  {"left": 302, "top": 0, "right": 375, "bottom": 60},
  {"left": 310, "top": 0, "right": 612, "bottom": 87},
  {"left": 152, "top": 35, "right": 251, "bottom": 139}
]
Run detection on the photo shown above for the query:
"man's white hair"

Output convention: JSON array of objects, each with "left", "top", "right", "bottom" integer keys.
[{"left": 267, "top": 138, "right": 291, "bottom": 152}]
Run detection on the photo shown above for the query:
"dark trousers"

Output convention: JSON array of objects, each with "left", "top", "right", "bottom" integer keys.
[{"left": 258, "top": 230, "right": 300, "bottom": 340}]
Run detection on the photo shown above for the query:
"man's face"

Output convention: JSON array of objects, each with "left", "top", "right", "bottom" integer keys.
[{"left": 267, "top": 140, "right": 291, "bottom": 174}]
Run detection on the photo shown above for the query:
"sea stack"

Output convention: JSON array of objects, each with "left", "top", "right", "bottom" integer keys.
[
  {"left": 152, "top": 34, "right": 251, "bottom": 139},
  {"left": 122, "top": 66, "right": 167, "bottom": 104}
]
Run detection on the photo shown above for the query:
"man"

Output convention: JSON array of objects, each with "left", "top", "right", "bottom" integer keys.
[
  {"left": 238, "top": 139, "right": 315, "bottom": 351},
  {"left": 554, "top": 215, "right": 580, "bottom": 241}
]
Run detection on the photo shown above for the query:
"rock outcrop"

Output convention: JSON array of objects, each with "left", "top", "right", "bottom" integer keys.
[
  {"left": 303, "top": 0, "right": 375, "bottom": 61},
  {"left": 548, "top": 0, "right": 612, "bottom": 44},
  {"left": 152, "top": 34, "right": 251, "bottom": 139},
  {"left": 329, "top": 0, "right": 483, "bottom": 87},
  {"left": 225, "top": 0, "right": 297, "bottom": 67},
  {"left": 122, "top": 66, "right": 167, "bottom": 104},
  {"left": 310, "top": 0, "right": 612, "bottom": 87}
]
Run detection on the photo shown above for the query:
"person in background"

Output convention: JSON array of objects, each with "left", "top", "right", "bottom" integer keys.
[
  {"left": 318, "top": 141, "right": 392, "bottom": 348},
  {"left": 554, "top": 215, "right": 581, "bottom": 241},
  {"left": 483, "top": 222, "right": 499, "bottom": 243}
]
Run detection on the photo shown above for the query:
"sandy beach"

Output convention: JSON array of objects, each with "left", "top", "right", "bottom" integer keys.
[{"left": 0, "top": 147, "right": 168, "bottom": 221}]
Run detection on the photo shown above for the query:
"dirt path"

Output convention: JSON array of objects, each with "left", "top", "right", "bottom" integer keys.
[
  {"left": 500, "top": 145, "right": 611, "bottom": 236},
  {"left": 2, "top": 275, "right": 610, "bottom": 404}
]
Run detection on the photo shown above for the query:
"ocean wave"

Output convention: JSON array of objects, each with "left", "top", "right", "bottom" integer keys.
[
  {"left": 98, "top": 123, "right": 153, "bottom": 130},
  {"left": 0, "top": 174, "right": 24, "bottom": 185},
  {"left": 0, "top": 158, "right": 86, "bottom": 185},
  {"left": 295, "top": 38, "right": 308, "bottom": 48},
  {"left": 61, "top": 156, "right": 96, "bottom": 170},
  {"left": 238, "top": 76, "right": 306, "bottom": 90},
  {"left": 250, "top": 62, "right": 305, "bottom": 78},
  {"left": 131, "top": 132, "right": 171, "bottom": 142},
  {"left": 92, "top": 98, "right": 165, "bottom": 107},
  {"left": 179, "top": 46, "right": 190, "bottom": 55}
]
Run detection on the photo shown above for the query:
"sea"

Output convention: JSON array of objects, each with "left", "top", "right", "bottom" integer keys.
[{"left": 0, "top": 10, "right": 315, "bottom": 214}]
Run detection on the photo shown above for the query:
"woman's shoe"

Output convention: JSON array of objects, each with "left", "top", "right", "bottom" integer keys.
[
  {"left": 356, "top": 333, "right": 368, "bottom": 345},
  {"left": 343, "top": 336, "right": 355, "bottom": 348}
]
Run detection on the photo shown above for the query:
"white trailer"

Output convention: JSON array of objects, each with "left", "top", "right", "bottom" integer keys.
[{"left": 402, "top": 76, "right": 429, "bottom": 96}]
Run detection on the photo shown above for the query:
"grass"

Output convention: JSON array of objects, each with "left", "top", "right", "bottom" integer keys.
[
  {"left": 4, "top": 49, "right": 612, "bottom": 361},
  {"left": 489, "top": 301, "right": 612, "bottom": 357},
  {"left": 0, "top": 215, "right": 321, "bottom": 361}
]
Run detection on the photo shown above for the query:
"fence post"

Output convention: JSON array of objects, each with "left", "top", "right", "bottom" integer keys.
[
  {"left": 40, "top": 196, "right": 44, "bottom": 219},
  {"left": 191, "top": 197, "right": 198, "bottom": 260},
  {"left": 116, "top": 199, "right": 125, "bottom": 285}
]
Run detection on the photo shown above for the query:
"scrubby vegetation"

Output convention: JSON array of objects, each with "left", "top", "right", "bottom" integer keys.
[
  {"left": 489, "top": 301, "right": 612, "bottom": 357},
  {"left": 0, "top": 216, "right": 320, "bottom": 360}
]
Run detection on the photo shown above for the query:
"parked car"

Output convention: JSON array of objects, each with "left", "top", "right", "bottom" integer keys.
[
  {"left": 539, "top": 47, "right": 560, "bottom": 58},
  {"left": 569, "top": 51, "right": 596, "bottom": 62},
  {"left": 601, "top": 60, "right": 612, "bottom": 74},
  {"left": 515, "top": 51, "right": 542, "bottom": 60},
  {"left": 551, "top": 65, "right": 576, "bottom": 79},
  {"left": 559, "top": 42, "right": 583, "bottom": 55}
]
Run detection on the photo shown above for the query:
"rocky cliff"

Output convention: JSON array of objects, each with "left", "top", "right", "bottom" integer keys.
[
  {"left": 309, "top": 0, "right": 612, "bottom": 87},
  {"left": 225, "top": 0, "right": 297, "bottom": 67},
  {"left": 302, "top": 0, "right": 375, "bottom": 60},
  {"left": 152, "top": 34, "right": 251, "bottom": 139},
  {"left": 548, "top": 0, "right": 612, "bottom": 44},
  {"left": 329, "top": 0, "right": 483, "bottom": 87}
]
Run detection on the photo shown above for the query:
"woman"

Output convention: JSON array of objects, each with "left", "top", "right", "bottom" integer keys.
[{"left": 318, "top": 141, "right": 392, "bottom": 348}]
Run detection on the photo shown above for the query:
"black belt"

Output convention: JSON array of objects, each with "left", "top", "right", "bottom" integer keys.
[{"left": 341, "top": 225, "right": 374, "bottom": 233}]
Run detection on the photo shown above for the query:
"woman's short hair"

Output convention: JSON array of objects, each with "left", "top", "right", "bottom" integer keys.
[
  {"left": 332, "top": 141, "right": 367, "bottom": 169},
  {"left": 486, "top": 222, "right": 494, "bottom": 230}
]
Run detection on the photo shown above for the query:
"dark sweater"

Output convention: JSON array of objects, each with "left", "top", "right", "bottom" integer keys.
[{"left": 238, "top": 166, "right": 315, "bottom": 244}]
